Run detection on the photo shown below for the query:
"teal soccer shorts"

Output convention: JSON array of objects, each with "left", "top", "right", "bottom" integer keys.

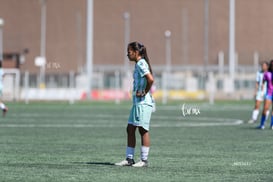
[{"left": 128, "top": 104, "right": 153, "bottom": 131}]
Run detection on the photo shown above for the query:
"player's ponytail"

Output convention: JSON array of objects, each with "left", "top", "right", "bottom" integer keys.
[
  {"left": 140, "top": 45, "right": 153, "bottom": 75},
  {"left": 128, "top": 41, "right": 153, "bottom": 74},
  {"left": 269, "top": 60, "right": 273, "bottom": 84}
]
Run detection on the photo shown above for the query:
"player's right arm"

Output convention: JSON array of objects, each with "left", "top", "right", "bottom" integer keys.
[
  {"left": 255, "top": 82, "right": 259, "bottom": 96},
  {"left": 261, "top": 72, "right": 268, "bottom": 96},
  {"left": 254, "top": 71, "right": 260, "bottom": 96}
]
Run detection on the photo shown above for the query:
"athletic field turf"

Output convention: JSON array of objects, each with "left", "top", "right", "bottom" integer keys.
[{"left": 0, "top": 100, "right": 272, "bottom": 182}]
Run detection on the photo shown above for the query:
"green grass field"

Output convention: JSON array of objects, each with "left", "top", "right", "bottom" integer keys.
[{"left": 0, "top": 100, "right": 272, "bottom": 182}]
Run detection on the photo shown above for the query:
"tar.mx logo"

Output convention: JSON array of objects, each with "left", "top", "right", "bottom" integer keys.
[
  {"left": 181, "top": 103, "right": 201, "bottom": 117},
  {"left": 232, "top": 161, "right": 251, "bottom": 167}
]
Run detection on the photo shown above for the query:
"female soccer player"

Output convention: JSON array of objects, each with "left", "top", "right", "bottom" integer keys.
[
  {"left": 258, "top": 60, "right": 273, "bottom": 129},
  {"left": 115, "top": 42, "right": 154, "bottom": 167},
  {"left": 0, "top": 61, "right": 8, "bottom": 117},
  {"left": 248, "top": 61, "right": 269, "bottom": 123}
]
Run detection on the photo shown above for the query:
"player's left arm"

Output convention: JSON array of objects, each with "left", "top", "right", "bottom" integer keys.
[
  {"left": 144, "top": 73, "right": 154, "bottom": 94},
  {"left": 136, "top": 60, "right": 154, "bottom": 97},
  {"left": 136, "top": 72, "right": 154, "bottom": 97}
]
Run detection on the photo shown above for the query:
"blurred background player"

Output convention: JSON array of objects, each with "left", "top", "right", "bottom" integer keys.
[
  {"left": 248, "top": 61, "right": 269, "bottom": 123},
  {"left": 257, "top": 60, "right": 273, "bottom": 129},
  {"left": 115, "top": 42, "right": 154, "bottom": 167},
  {"left": 0, "top": 61, "right": 8, "bottom": 117}
]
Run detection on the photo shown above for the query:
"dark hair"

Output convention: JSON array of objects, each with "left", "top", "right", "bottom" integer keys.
[
  {"left": 128, "top": 41, "right": 153, "bottom": 74},
  {"left": 261, "top": 61, "right": 269, "bottom": 71},
  {"left": 269, "top": 60, "right": 273, "bottom": 72},
  {"left": 269, "top": 60, "right": 273, "bottom": 84}
]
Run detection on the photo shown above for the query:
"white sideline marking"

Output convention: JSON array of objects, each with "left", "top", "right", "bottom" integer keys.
[
  {"left": 157, "top": 103, "right": 251, "bottom": 111},
  {"left": 152, "top": 119, "right": 243, "bottom": 127},
  {"left": 12, "top": 114, "right": 242, "bottom": 122},
  {"left": 0, "top": 119, "right": 243, "bottom": 128}
]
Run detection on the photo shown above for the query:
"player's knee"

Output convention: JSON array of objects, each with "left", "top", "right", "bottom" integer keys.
[
  {"left": 263, "top": 109, "right": 268, "bottom": 115},
  {"left": 126, "top": 124, "right": 135, "bottom": 134},
  {"left": 138, "top": 127, "right": 148, "bottom": 136}
]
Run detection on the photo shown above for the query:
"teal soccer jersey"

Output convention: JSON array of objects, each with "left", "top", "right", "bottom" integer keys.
[{"left": 132, "top": 59, "right": 153, "bottom": 106}]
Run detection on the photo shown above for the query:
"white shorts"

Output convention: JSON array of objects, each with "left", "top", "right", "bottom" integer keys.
[{"left": 256, "top": 91, "right": 265, "bottom": 101}]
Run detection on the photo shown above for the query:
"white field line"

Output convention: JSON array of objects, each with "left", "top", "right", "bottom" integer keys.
[
  {"left": 9, "top": 113, "right": 243, "bottom": 121},
  {"left": 0, "top": 118, "right": 243, "bottom": 128},
  {"left": 152, "top": 119, "right": 243, "bottom": 127},
  {"left": 3, "top": 114, "right": 242, "bottom": 123},
  {"left": 157, "top": 105, "right": 251, "bottom": 111}
]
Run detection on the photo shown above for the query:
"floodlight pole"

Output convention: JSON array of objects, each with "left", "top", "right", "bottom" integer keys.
[
  {"left": 204, "top": 0, "right": 209, "bottom": 73},
  {"left": 182, "top": 8, "right": 188, "bottom": 65},
  {"left": 0, "top": 18, "right": 4, "bottom": 62},
  {"left": 39, "top": 0, "right": 47, "bottom": 88},
  {"left": 165, "top": 30, "right": 172, "bottom": 73},
  {"left": 123, "top": 12, "right": 130, "bottom": 76},
  {"left": 162, "top": 30, "right": 171, "bottom": 104},
  {"left": 86, "top": 0, "right": 94, "bottom": 100},
  {"left": 229, "top": 0, "right": 235, "bottom": 84}
]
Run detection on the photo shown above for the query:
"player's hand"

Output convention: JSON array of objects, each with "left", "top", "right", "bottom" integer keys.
[{"left": 136, "top": 90, "right": 146, "bottom": 97}]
